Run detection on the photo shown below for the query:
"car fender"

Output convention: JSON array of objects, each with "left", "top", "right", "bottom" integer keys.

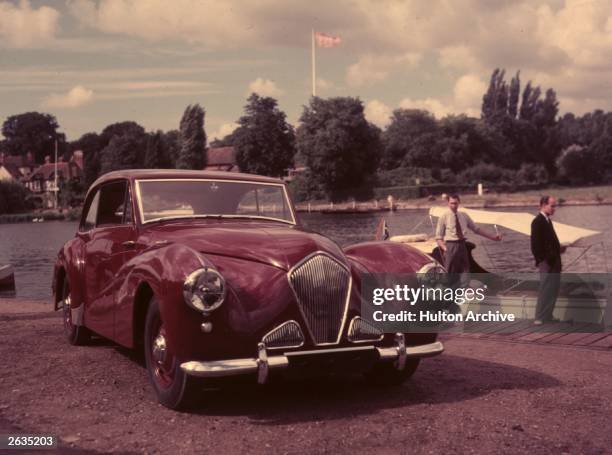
[
  {"left": 114, "top": 242, "right": 211, "bottom": 349},
  {"left": 344, "top": 240, "right": 434, "bottom": 274}
]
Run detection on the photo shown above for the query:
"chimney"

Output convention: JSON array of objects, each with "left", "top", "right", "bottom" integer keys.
[
  {"left": 26, "top": 151, "right": 33, "bottom": 164},
  {"left": 45, "top": 155, "right": 51, "bottom": 164},
  {"left": 72, "top": 150, "right": 84, "bottom": 170}
]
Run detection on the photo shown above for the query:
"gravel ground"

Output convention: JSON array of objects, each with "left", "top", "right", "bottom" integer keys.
[{"left": 1, "top": 300, "right": 611, "bottom": 454}]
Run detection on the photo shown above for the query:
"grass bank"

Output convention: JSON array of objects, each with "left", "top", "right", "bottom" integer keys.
[{"left": 295, "top": 184, "right": 612, "bottom": 212}]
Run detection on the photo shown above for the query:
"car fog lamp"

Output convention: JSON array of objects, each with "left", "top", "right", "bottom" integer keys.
[{"left": 183, "top": 267, "right": 226, "bottom": 314}]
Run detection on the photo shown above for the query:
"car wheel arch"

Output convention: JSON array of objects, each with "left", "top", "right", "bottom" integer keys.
[
  {"left": 133, "top": 281, "right": 154, "bottom": 349},
  {"left": 54, "top": 266, "right": 67, "bottom": 309}
]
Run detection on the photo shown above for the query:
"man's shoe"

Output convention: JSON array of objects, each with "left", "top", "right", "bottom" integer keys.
[
  {"left": 533, "top": 319, "right": 543, "bottom": 326},
  {"left": 546, "top": 317, "right": 561, "bottom": 323}
]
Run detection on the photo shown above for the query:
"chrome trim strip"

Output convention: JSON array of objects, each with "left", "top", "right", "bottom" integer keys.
[
  {"left": 134, "top": 178, "right": 296, "bottom": 225},
  {"left": 261, "top": 320, "right": 305, "bottom": 350},
  {"left": 286, "top": 251, "right": 352, "bottom": 346},
  {"left": 180, "top": 341, "right": 444, "bottom": 379},
  {"left": 285, "top": 345, "right": 375, "bottom": 356}
]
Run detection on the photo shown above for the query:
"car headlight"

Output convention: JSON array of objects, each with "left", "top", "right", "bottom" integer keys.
[
  {"left": 183, "top": 267, "right": 226, "bottom": 314},
  {"left": 417, "top": 262, "right": 446, "bottom": 287}
]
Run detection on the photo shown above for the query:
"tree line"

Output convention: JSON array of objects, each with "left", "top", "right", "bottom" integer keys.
[{"left": 2, "top": 68, "right": 612, "bottom": 211}]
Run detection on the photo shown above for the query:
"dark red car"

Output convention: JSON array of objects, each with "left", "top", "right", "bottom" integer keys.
[{"left": 53, "top": 170, "right": 443, "bottom": 409}]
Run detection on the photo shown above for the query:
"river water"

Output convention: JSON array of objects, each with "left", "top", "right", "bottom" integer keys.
[{"left": 1, "top": 205, "right": 610, "bottom": 300}]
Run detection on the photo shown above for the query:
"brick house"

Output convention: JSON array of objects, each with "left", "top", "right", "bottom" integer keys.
[{"left": 204, "top": 146, "right": 238, "bottom": 172}]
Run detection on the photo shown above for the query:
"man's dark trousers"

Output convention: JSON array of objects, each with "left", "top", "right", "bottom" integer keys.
[{"left": 536, "top": 259, "right": 561, "bottom": 321}]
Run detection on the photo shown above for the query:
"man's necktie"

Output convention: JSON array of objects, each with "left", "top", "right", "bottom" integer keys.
[{"left": 455, "top": 213, "right": 465, "bottom": 240}]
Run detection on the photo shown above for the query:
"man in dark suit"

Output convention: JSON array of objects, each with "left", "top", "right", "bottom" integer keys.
[{"left": 530, "top": 195, "right": 566, "bottom": 325}]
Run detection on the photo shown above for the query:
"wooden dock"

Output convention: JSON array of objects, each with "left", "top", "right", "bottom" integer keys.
[{"left": 442, "top": 319, "right": 612, "bottom": 350}]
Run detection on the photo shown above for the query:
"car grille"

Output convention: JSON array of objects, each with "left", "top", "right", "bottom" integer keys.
[
  {"left": 262, "top": 321, "right": 305, "bottom": 349},
  {"left": 288, "top": 253, "right": 351, "bottom": 345},
  {"left": 347, "top": 316, "right": 384, "bottom": 343}
]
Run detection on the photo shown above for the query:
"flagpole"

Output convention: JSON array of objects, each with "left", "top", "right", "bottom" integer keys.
[{"left": 311, "top": 29, "right": 316, "bottom": 97}]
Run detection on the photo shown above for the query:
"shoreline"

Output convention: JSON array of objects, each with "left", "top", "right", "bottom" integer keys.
[{"left": 296, "top": 198, "right": 612, "bottom": 213}]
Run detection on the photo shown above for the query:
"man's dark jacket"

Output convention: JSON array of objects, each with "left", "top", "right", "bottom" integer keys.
[{"left": 530, "top": 213, "right": 561, "bottom": 267}]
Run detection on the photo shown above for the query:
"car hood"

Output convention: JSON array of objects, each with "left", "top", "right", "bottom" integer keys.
[{"left": 140, "top": 220, "right": 347, "bottom": 271}]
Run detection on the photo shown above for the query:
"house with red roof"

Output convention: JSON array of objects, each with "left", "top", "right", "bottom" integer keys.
[
  {"left": 0, "top": 152, "right": 36, "bottom": 182},
  {"left": 23, "top": 151, "right": 84, "bottom": 207},
  {"left": 204, "top": 146, "right": 238, "bottom": 172}
]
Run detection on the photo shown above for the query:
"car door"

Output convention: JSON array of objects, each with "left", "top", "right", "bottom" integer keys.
[{"left": 82, "top": 179, "right": 136, "bottom": 340}]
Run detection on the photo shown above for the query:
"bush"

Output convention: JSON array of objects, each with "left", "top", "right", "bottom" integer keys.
[
  {"left": 557, "top": 145, "right": 604, "bottom": 185},
  {"left": 64, "top": 207, "right": 82, "bottom": 221},
  {"left": 458, "top": 163, "right": 516, "bottom": 184},
  {"left": 516, "top": 163, "right": 549, "bottom": 185},
  {"left": 0, "top": 181, "right": 29, "bottom": 214},
  {"left": 287, "top": 170, "right": 326, "bottom": 202},
  {"left": 376, "top": 167, "right": 437, "bottom": 187}
]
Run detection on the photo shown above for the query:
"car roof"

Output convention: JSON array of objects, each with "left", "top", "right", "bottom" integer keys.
[{"left": 91, "top": 169, "right": 286, "bottom": 188}]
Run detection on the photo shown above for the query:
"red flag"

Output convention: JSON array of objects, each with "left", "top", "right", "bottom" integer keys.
[{"left": 315, "top": 32, "right": 341, "bottom": 48}]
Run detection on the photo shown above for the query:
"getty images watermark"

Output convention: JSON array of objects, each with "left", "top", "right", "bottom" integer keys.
[{"left": 360, "top": 273, "right": 612, "bottom": 333}]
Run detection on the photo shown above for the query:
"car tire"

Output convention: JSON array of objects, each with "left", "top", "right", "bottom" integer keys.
[
  {"left": 61, "top": 277, "right": 90, "bottom": 346},
  {"left": 144, "top": 297, "right": 200, "bottom": 410},
  {"left": 364, "top": 358, "right": 420, "bottom": 386}
]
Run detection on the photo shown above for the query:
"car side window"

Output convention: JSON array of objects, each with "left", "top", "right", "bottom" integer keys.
[
  {"left": 96, "top": 181, "right": 128, "bottom": 227},
  {"left": 80, "top": 190, "right": 100, "bottom": 232}
]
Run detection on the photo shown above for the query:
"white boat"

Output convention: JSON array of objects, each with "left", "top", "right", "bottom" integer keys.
[{"left": 378, "top": 207, "right": 610, "bottom": 327}]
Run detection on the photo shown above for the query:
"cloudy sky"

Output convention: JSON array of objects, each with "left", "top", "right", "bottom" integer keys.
[{"left": 1, "top": 0, "right": 611, "bottom": 141}]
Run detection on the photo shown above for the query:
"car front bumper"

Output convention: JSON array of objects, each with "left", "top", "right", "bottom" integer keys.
[{"left": 180, "top": 334, "right": 443, "bottom": 384}]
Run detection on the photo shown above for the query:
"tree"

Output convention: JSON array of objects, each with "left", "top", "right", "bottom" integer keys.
[
  {"left": 519, "top": 81, "right": 541, "bottom": 121},
  {"left": 1, "top": 112, "right": 61, "bottom": 163},
  {"left": 177, "top": 104, "right": 206, "bottom": 170},
  {"left": 233, "top": 94, "right": 295, "bottom": 177},
  {"left": 162, "top": 130, "right": 180, "bottom": 167},
  {"left": 381, "top": 109, "right": 438, "bottom": 169},
  {"left": 144, "top": 131, "right": 165, "bottom": 169},
  {"left": 100, "top": 121, "right": 146, "bottom": 144},
  {"left": 100, "top": 134, "right": 146, "bottom": 174},
  {"left": 481, "top": 68, "right": 508, "bottom": 122},
  {"left": 97, "top": 121, "right": 147, "bottom": 175},
  {"left": 508, "top": 71, "right": 520, "bottom": 119},
  {"left": 71, "top": 132, "right": 104, "bottom": 188},
  {"left": 296, "top": 97, "right": 381, "bottom": 201}
]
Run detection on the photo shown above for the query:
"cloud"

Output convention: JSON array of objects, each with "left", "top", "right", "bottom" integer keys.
[
  {"left": 453, "top": 74, "right": 486, "bottom": 115},
  {"left": 364, "top": 99, "right": 392, "bottom": 128},
  {"left": 346, "top": 53, "right": 421, "bottom": 87},
  {"left": 399, "top": 97, "right": 452, "bottom": 119},
  {"left": 210, "top": 122, "right": 238, "bottom": 141},
  {"left": 247, "top": 78, "right": 283, "bottom": 97},
  {"left": 370, "top": 73, "right": 487, "bottom": 121},
  {"left": 41, "top": 85, "right": 94, "bottom": 109},
  {"left": 316, "top": 78, "right": 333, "bottom": 91},
  {"left": 0, "top": 0, "right": 60, "bottom": 48},
  {"left": 438, "top": 46, "right": 478, "bottom": 71}
]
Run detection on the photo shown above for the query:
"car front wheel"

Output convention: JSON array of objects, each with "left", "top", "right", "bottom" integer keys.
[{"left": 144, "top": 297, "right": 200, "bottom": 410}]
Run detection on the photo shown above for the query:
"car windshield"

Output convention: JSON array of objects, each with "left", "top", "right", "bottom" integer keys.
[{"left": 136, "top": 179, "right": 295, "bottom": 224}]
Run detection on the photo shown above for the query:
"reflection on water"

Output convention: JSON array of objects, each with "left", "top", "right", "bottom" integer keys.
[{"left": 1, "top": 205, "right": 610, "bottom": 300}]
